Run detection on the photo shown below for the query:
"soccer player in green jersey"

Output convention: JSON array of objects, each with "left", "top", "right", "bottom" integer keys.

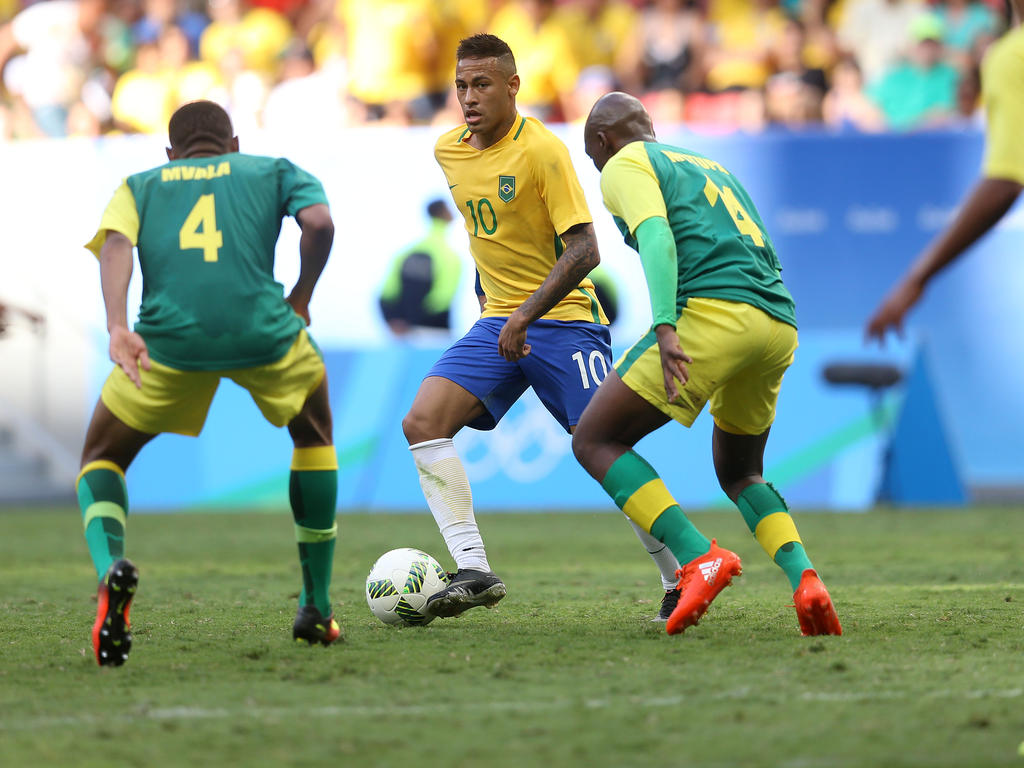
[
  {"left": 866, "top": 7, "right": 1024, "bottom": 340},
  {"left": 573, "top": 92, "right": 842, "bottom": 637},
  {"left": 79, "top": 101, "right": 341, "bottom": 665}
]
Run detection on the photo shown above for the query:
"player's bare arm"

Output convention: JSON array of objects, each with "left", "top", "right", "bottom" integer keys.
[
  {"left": 866, "top": 177, "right": 1022, "bottom": 342},
  {"left": 496, "top": 222, "right": 601, "bottom": 362},
  {"left": 99, "top": 231, "right": 150, "bottom": 389},
  {"left": 287, "top": 203, "right": 335, "bottom": 325}
]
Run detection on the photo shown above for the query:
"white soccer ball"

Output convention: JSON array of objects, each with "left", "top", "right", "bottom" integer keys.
[{"left": 365, "top": 547, "right": 449, "bottom": 626}]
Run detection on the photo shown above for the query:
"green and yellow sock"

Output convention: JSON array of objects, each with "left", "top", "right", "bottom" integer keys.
[
  {"left": 76, "top": 460, "right": 128, "bottom": 581},
  {"left": 290, "top": 446, "right": 338, "bottom": 617},
  {"left": 601, "top": 450, "right": 710, "bottom": 564},
  {"left": 736, "top": 482, "right": 814, "bottom": 591}
]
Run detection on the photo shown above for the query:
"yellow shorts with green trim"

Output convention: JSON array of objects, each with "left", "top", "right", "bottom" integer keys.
[
  {"left": 101, "top": 330, "right": 325, "bottom": 437},
  {"left": 615, "top": 298, "right": 797, "bottom": 435}
]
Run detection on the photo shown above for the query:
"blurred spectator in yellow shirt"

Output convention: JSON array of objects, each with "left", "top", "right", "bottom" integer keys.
[
  {"left": 554, "top": 0, "right": 637, "bottom": 78},
  {"left": 705, "top": 0, "right": 786, "bottom": 91},
  {"left": 428, "top": 0, "right": 490, "bottom": 111},
  {"left": 110, "top": 38, "right": 173, "bottom": 133},
  {"left": 341, "top": 0, "right": 440, "bottom": 122},
  {"left": 200, "top": 0, "right": 292, "bottom": 76},
  {"left": 490, "top": 0, "right": 579, "bottom": 121}
]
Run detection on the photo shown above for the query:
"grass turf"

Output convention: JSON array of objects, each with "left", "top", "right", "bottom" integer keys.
[{"left": 0, "top": 506, "right": 1022, "bottom": 767}]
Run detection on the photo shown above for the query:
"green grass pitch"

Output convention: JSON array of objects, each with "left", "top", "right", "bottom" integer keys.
[{"left": 1, "top": 506, "right": 1022, "bottom": 767}]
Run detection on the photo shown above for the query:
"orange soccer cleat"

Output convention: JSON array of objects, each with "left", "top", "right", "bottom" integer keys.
[
  {"left": 665, "top": 540, "right": 742, "bottom": 635},
  {"left": 793, "top": 569, "right": 842, "bottom": 636},
  {"left": 93, "top": 559, "right": 139, "bottom": 666},
  {"left": 293, "top": 605, "right": 342, "bottom": 646}
]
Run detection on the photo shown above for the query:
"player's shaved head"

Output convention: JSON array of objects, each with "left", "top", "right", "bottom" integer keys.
[
  {"left": 585, "top": 92, "right": 655, "bottom": 146},
  {"left": 168, "top": 100, "right": 235, "bottom": 155},
  {"left": 456, "top": 34, "right": 516, "bottom": 77},
  {"left": 583, "top": 92, "right": 657, "bottom": 172}
]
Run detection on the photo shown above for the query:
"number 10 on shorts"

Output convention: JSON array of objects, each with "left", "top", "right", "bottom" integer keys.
[{"left": 572, "top": 350, "right": 609, "bottom": 390}]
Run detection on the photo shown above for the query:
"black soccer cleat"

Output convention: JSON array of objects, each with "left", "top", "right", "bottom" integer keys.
[
  {"left": 293, "top": 605, "right": 341, "bottom": 646},
  {"left": 652, "top": 587, "right": 682, "bottom": 623},
  {"left": 425, "top": 568, "right": 506, "bottom": 618},
  {"left": 93, "top": 559, "right": 139, "bottom": 667}
]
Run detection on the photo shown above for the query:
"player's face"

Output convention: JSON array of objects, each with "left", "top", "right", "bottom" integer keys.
[{"left": 455, "top": 57, "right": 519, "bottom": 136}]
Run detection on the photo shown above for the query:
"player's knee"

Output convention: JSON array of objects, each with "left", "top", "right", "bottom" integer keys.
[
  {"left": 288, "top": 410, "right": 332, "bottom": 447},
  {"left": 570, "top": 429, "right": 594, "bottom": 471},
  {"left": 715, "top": 467, "right": 762, "bottom": 503},
  {"left": 402, "top": 408, "right": 435, "bottom": 445}
]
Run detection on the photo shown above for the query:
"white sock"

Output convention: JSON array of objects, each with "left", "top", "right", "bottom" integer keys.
[
  {"left": 410, "top": 438, "right": 490, "bottom": 572},
  {"left": 628, "top": 518, "right": 681, "bottom": 591}
]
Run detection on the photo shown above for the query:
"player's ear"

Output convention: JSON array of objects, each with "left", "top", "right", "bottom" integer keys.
[
  {"left": 166, "top": 146, "right": 176, "bottom": 160},
  {"left": 229, "top": 136, "right": 239, "bottom": 153},
  {"left": 507, "top": 73, "right": 520, "bottom": 98}
]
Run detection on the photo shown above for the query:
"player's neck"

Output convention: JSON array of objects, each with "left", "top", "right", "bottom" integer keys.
[
  {"left": 468, "top": 112, "right": 519, "bottom": 150},
  {"left": 176, "top": 141, "right": 234, "bottom": 159}
]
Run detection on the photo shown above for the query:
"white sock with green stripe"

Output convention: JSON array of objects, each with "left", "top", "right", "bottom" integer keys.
[
  {"left": 410, "top": 438, "right": 489, "bottom": 572},
  {"left": 627, "top": 518, "right": 682, "bottom": 591},
  {"left": 76, "top": 461, "right": 128, "bottom": 581}
]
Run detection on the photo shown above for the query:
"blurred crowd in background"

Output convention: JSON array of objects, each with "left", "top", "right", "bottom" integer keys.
[{"left": 0, "top": 0, "right": 1009, "bottom": 140}]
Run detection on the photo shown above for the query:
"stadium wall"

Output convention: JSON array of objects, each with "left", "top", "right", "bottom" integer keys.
[{"left": 0, "top": 126, "right": 1020, "bottom": 508}]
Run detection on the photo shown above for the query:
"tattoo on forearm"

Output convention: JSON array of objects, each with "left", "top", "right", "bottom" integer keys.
[{"left": 517, "top": 225, "right": 600, "bottom": 323}]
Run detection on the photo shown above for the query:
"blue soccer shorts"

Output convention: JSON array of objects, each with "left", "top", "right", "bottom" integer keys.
[{"left": 426, "top": 316, "right": 612, "bottom": 432}]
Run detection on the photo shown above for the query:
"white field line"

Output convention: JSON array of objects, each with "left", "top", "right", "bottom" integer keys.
[{"left": 1, "top": 687, "right": 1021, "bottom": 732}]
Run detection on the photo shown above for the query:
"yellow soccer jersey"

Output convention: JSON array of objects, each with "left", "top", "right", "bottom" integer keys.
[
  {"left": 982, "top": 26, "right": 1024, "bottom": 184},
  {"left": 434, "top": 115, "right": 607, "bottom": 323}
]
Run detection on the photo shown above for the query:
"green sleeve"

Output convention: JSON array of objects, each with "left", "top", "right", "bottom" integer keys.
[
  {"left": 634, "top": 216, "right": 678, "bottom": 328},
  {"left": 278, "top": 159, "right": 329, "bottom": 217}
]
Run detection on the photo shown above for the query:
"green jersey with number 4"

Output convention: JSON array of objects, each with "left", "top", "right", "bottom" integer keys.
[
  {"left": 86, "top": 153, "right": 329, "bottom": 370},
  {"left": 599, "top": 140, "right": 796, "bottom": 328}
]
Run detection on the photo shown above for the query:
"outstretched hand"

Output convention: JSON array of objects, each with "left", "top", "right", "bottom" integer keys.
[
  {"left": 656, "top": 324, "right": 692, "bottom": 402},
  {"left": 865, "top": 276, "right": 923, "bottom": 345},
  {"left": 497, "top": 312, "right": 531, "bottom": 362},
  {"left": 109, "top": 325, "right": 151, "bottom": 389}
]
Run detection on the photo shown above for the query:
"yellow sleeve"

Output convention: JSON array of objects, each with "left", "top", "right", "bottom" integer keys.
[
  {"left": 599, "top": 142, "right": 667, "bottom": 235},
  {"left": 84, "top": 180, "right": 140, "bottom": 259},
  {"left": 532, "top": 132, "right": 591, "bottom": 236},
  {"left": 982, "top": 33, "right": 1024, "bottom": 184}
]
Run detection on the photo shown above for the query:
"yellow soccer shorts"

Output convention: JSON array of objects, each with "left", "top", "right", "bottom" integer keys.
[
  {"left": 100, "top": 330, "right": 326, "bottom": 436},
  {"left": 615, "top": 298, "right": 798, "bottom": 435}
]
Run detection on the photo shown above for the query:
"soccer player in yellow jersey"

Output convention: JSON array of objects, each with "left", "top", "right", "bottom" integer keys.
[
  {"left": 403, "top": 34, "right": 685, "bottom": 620},
  {"left": 867, "top": 9, "right": 1024, "bottom": 339}
]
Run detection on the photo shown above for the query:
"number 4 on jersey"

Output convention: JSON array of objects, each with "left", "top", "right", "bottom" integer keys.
[
  {"left": 702, "top": 176, "right": 765, "bottom": 248},
  {"left": 179, "top": 193, "right": 223, "bottom": 262}
]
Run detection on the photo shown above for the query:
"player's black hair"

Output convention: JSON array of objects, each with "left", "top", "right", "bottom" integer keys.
[
  {"left": 456, "top": 34, "right": 516, "bottom": 73},
  {"left": 426, "top": 198, "right": 450, "bottom": 219},
  {"left": 168, "top": 100, "right": 234, "bottom": 150}
]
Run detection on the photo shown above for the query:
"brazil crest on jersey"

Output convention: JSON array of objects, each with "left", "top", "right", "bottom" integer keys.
[
  {"left": 435, "top": 115, "right": 608, "bottom": 324},
  {"left": 600, "top": 141, "right": 796, "bottom": 328},
  {"left": 86, "top": 153, "right": 328, "bottom": 370}
]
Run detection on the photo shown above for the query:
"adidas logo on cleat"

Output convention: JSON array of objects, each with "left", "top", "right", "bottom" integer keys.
[{"left": 699, "top": 557, "right": 722, "bottom": 584}]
